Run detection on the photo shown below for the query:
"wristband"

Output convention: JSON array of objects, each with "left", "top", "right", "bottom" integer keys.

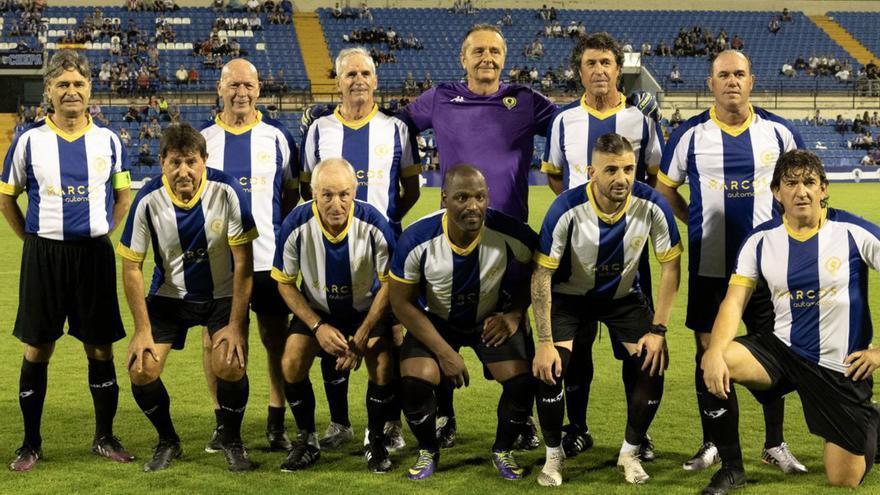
[
  {"left": 310, "top": 319, "right": 324, "bottom": 333},
  {"left": 649, "top": 323, "right": 667, "bottom": 336}
]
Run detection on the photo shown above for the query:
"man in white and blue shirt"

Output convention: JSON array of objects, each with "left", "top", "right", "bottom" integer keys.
[
  {"left": 1, "top": 51, "right": 133, "bottom": 472},
  {"left": 702, "top": 150, "right": 880, "bottom": 493},
  {"left": 118, "top": 124, "right": 257, "bottom": 473}
]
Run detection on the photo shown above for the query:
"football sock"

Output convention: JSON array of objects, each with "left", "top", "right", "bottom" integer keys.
[
  {"left": 401, "top": 376, "right": 438, "bottom": 452},
  {"left": 762, "top": 398, "right": 785, "bottom": 449},
  {"left": 285, "top": 378, "right": 316, "bottom": 434},
  {"left": 623, "top": 351, "right": 664, "bottom": 445},
  {"left": 493, "top": 373, "right": 534, "bottom": 451},
  {"left": 321, "top": 356, "right": 351, "bottom": 427},
  {"left": 131, "top": 379, "right": 178, "bottom": 442},
  {"left": 536, "top": 346, "right": 571, "bottom": 448},
  {"left": 267, "top": 405, "right": 286, "bottom": 431},
  {"left": 217, "top": 375, "right": 249, "bottom": 444},
  {"left": 87, "top": 358, "right": 118, "bottom": 440},
  {"left": 366, "top": 381, "right": 394, "bottom": 445},
  {"left": 564, "top": 330, "right": 595, "bottom": 431},
  {"left": 436, "top": 377, "right": 455, "bottom": 420},
  {"left": 19, "top": 359, "right": 48, "bottom": 449}
]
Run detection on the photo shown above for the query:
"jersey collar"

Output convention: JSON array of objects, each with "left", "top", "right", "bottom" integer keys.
[
  {"left": 586, "top": 181, "right": 631, "bottom": 224},
  {"left": 334, "top": 104, "right": 379, "bottom": 130},
  {"left": 442, "top": 212, "right": 482, "bottom": 256},
  {"left": 162, "top": 170, "right": 208, "bottom": 209},
  {"left": 215, "top": 110, "right": 262, "bottom": 135},
  {"left": 580, "top": 94, "right": 625, "bottom": 120},
  {"left": 710, "top": 104, "right": 754, "bottom": 137},
  {"left": 312, "top": 201, "right": 354, "bottom": 243},
  {"left": 46, "top": 114, "right": 93, "bottom": 142},
  {"left": 783, "top": 207, "right": 827, "bottom": 242}
]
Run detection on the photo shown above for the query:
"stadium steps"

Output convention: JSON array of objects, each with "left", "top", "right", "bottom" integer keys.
[
  {"left": 293, "top": 12, "right": 336, "bottom": 95},
  {"left": 809, "top": 15, "right": 877, "bottom": 65},
  {"left": 0, "top": 114, "right": 16, "bottom": 156}
]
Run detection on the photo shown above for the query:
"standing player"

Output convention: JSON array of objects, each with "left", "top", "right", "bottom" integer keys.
[
  {"left": 701, "top": 150, "right": 880, "bottom": 493},
  {"left": 119, "top": 124, "right": 257, "bottom": 472},
  {"left": 390, "top": 165, "right": 538, "bottom": 481},
  {"left": 0, "top": 50, "right": 133, "bottom": 471},
  {"left": 300, "top": 47, "right": 420, "bottom": 451},
  {"left": 272, "top": 159, "right": 398, "bottom": 473},
  {"left": 540, "top": 32, "right": 664, "bottom": 459},
  {"left": 656, "top": 50, "right": 807, "bottom": 475},
  {"left": 199, "top": 58, "right": 299, "bottom": 452},
  {"left": 532, "top": 133, "right": 680, "bottom": 486}
]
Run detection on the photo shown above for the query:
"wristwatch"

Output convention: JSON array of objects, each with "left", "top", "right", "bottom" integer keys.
[
  {"left": 649, "top": 323, "right": 667, "bottom": 336},
  {"left": 310, "top": 319, "right": 324, "bottom": 333}
]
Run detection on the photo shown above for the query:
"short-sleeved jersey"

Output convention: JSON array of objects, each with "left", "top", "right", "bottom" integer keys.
[
  {"left": 400, "top": 82, "right": 557, "bottom": 222},
  {"left": 271, "top": 199, "right": 396, "bottom": 319},
  {"left": 301, "top": 105, "right": 421, "bottom": 226},
  {"left": 536, "top": 181, "right": 681, "bottom": 299},
  {"left": 658, "top": 105, "right": 804, "bottom": 278},
  {"left": 730, "top": 208, "right": 880, "bottom": 374},
  {"left": 390, "top": 209, "right": 537, "bottom": 328},
  {"left": 0, "top": 117, "right": 131, "bottom": 240},
  {"left": 541, "top": 96, "right": 663, "bottom": 188},
  {"left": 199, "top": 111, "right": 298, "bottom": 272},
  {"left": 117, "top": 168, "right": 257, "bottom": 302}
]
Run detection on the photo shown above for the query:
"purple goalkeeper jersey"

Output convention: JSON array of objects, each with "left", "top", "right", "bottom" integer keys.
[{"left": 401, "top": 82, "right": 556, "bottom": 221}]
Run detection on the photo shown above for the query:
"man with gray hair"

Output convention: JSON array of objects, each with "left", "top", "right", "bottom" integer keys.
[
  {"left": 273, "top": 158, "right": 399, "bottom": 473},
  {"left": 0, "top": 49, "right": 133, "bottom": 471}
]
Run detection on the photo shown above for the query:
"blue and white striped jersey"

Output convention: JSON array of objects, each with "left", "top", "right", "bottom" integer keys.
[
  {"left": 390, "top": 209, "right": 537, "bottom": 328},
  {"left": 731, "top": 208, "right": 880, "bottom": 374},
  {"left": 199, "top": 111, "right": 298, "bottom": 272},
  {"left": 301, "top": 105, "right": 421, "bottom": 225},
  {"left": 536, "top": 181, "right": 681, "bottom": 299},
  {"left": 117, "top": 168, "right": 257, "bottom": 302},
  {"left": 658, "top": 105, "right": 804, "bottom": 278},
  {"left": 271, "top": 199, "right": 396, "bottom": 319},
  {"left": 0, "top": 117, "right": 131, "bottom": 240},
  {"left": 542, "top": 97, "right": 664, "bottom": 187}
]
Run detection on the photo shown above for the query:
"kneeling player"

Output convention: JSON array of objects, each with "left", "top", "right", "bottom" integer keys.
[
  {"left": 272, "top": 158, "right": 399, "bottom": 473},
  {"left": 532, "top": 133, "right": 681, "bottom": 486},
  {"left": 701, "top": 150, "right": 880, "bottom": 494},
  {"left": 390, "top": 165, "right": 538, "bottom": 481},
  {"left": 119, "top": 124, "right": 257, "bottom": 472}
]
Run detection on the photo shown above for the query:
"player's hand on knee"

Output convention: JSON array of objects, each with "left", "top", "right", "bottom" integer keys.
[
  {"left": 439, "top": 351, "right": 469, "bottom": 388},
  {"left": 481, "top": 312, "right": 517, "bottom": 347},
  {"left": 843, "top": 347, "right": 880, "bottom": 381},
  {"left": 636, "top": 333, "right": 666, "bottom": 376},
  {"left": 213, "top": 325, "right": 248, "bottom": 368},
  {"left": 700, "top": 350, "right": 730, "bottom": 399},
  {"left": 315, "top": 323, "right": 349, "bottom": 356},
  {"left": 127, "top": 330, "right": 159, "bottom": 374},
  {"left": 533, "top": 342, "right": 562, "bottom": 386}
]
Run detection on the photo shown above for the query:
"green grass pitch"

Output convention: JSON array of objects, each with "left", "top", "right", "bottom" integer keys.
[{"left": 0, "top": 184, "right": 878, "bottom": 494}]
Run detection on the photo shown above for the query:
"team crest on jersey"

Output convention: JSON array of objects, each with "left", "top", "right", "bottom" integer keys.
[
  {"left": 93, "top": 157, "right": 108, "bottom": 173},
  {"left": 502, "top": 97, "right": 517, "bottom": 110},
  {"left": 210, "top": 218, "right": 224, "bottom": 234},
  {"left": 824, "top": 256, "right": 842, "bottom": 275},
  {"left": 257, "top": 151, "right": 271, "bottom": 164},
  {"left": 760, "top": 149, "right": 779, "bottom": 167},
  {"left": 630, "top": 236, "right": 644, "bottom": 250},
  {"left": 374, "top": 144, "right": 390, "bottom": 157}
]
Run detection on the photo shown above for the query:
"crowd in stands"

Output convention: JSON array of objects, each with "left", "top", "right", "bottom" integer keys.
[
  {"left": 508, "top": 64, "right": 578, "bottom": 93},
  {"left": 124, "top": 0, "right": 179, "bottom": 13},
  {"left": 767, "top": 8, "right": 793, "bottom": 34},
  {"left": 0, "top": 0, "right": 45, "bottom": 13},
  {"left": 780, "top": 54, "right": 855, "bottom": 82},
  {"left": 342, "top": 27, "right": 423, "bottom": 50},
  {"left": 450, "top": 0, "right": 475, "bottom": 15},
  {"left": 331, "top": 1, "right": 371, "bottom": 20}
]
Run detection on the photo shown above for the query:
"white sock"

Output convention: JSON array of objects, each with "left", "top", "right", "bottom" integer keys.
[
  {"left": 620, "top": 440, "right": 640, "bottom": 456},
  {"left": 546, "top": 445, "right": 563, "bottom": 459}
]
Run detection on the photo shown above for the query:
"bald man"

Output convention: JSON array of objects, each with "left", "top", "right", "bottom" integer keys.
[{"left": 199, "top": 58, "right": 300, "bottom": 452}]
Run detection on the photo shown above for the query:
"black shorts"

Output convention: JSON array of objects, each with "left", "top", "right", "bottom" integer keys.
[
  {"left": 686, "top": 274, "right": 774, "bottom": 334},
  {"left": 147, "top": 296, "right": 232, "bottom": 350},
  {"left": 551, "top": 292, "right": 653, "bottom": 345},
  {"left": 250, "top": 270, "right": 291, "bottom": 316},
  {"left": 738, "top": 331, "right": 879, "bottom": 463},
  {"left": 400, "top": 313, "right": 530, "bottom": 367},
  {"left": 289, "top": 309, "right": 390, "bottom": 357},
  {"left": 13, "top": 235, "right": 125, "bottom": 346}
]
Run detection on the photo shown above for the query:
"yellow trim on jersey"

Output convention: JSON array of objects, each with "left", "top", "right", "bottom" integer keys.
[
  {"left": 646, "top": 165, "right": 659, "bottom": 176},
  {"left": 312, "top": 201, "right": 354, "bottom": 243},
  {"left": 710, "top": 104, "right": 754, "bottom": 137},
  {"left": 299, "top": 171, "right": 312, "bottom": 184},
  {"left": 784, "top": 208, "right": 827, "bottom": 242},
  {"left": 377, "top": 272, "right": 389, "bottom": 282},
  {"left": 229, "top": 227, "right": 258, "bottom": 246},
  {"left": 541, "top": 161, "right": 563, "bottom": 175},
  {"left": 163, "top": 170, "right": 208, "bottom": 209},
  {"left": 283, "top": 178, "right": 299, "bottom": 190},
  {"left": 214, "top": 111, "right": 263, "bottom": 135},
  {"left": 580, "top": 94, "right": 625, "bottom": 120},
  {"left": 46, "top": 115, "right": 93, "bottom": 142},
  {"left": 335, "top": 104, "right": 379, "bottom": 130},
  {"left": 390, "top": 272, "right": 418, "bottom": 284},
  {"left": 271, "top": 266, "right": 298, "bottom": 285},
  {"left": 116, "top": 244, "right": 146, "bottom": 262},
  {"left": 442, "top": 213, "right": 482, "bottom": 256},
  {"left": 111, "top": 171, "right": 131, "bottom": 190},
  {"left": 656, "top": 171, "right": 682, "bottom": 188},
  {"left": 0, "top": 181, "right": 23, "bottom": 196},
  {"left": 534, "top": 252, "right": 560, "bottom": 270},
  {"left": 729, "top": 274, "right": 757, "bottom": 288},
  {"left": 586, "top": 181, "right": 631, "bottom": 225},
  {"left": 401, "top": 164, "right": 422, "bottom": 179},
  {"left": 655, "top": 243, "right": 683, "bottom": 263}
]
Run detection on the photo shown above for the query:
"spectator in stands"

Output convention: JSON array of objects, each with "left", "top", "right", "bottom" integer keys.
[
  {"left": 835, "top": 114, "right": 849, "bottom": 134},
  {"left": 622, "top": 40, "right": 633, "bottom": 53},
  {"left": 768, "top": 17, "right": 780, "bottom": 34},
  {"left": 655, "top": 41, "right": 671, "bottom": 56},
  {"left": 249, "top": 14, "right": 262, "bottom": 30},
  {"left": 136, "top": 142, "right": 155, "bottom": 169},
  {"left": 836, "top": 65, "right": 851, "bottom": 83},
  {"left": 852, "top": 114, "right": 865, "bottom": 134},
  {"left": 528, "top": 66, "right": 539, "bottom": 84},
  {"left": 359, "top": 2, "right": 372, "bottom": 21},
  {"left": 859, "top": 153, "right": 874, "bottom": 166},
  {"left": 262, "top": 0, "right": 275, "bottom": 12},
  {"left": 499, "top": 11, "right": 512, "bottom": 26},
  {"left": 871, "top": 147, "right": 880, "bottom": 164},
  {"left": 175, "top": 65, "right": 188, "bottom": 86},
  {"left": 119, "top": 128, "right": 131, "bottom": 147},
  {"left": 123, "top": 104, "right": 142, "bottom": 123},
  {"left": 670, "top": 107, "right": 683, "bottom": 128},
  {"left": 403, "top": 71, "right": 417, "bottom": 95},
  {"left": 540, "top": 71, "right": 553, "bottom": 92},
  {"left": 157, "top": 96, "right": 169, "bottom": 120},
  {"left": 212, "top": 0, "right": 224, "bottom": 11},
  {"left": 809, "top": 109, "right": 823, "bottom": 126},
  {"left": 781, "top": 7, "right": 792, "bottom": 21},
  {"left": 138, "top": 123, "right": 151, "bottom": 140},
  {"left": 871, "top": 111, "right": 880, "bottom": 127},
  {"left": 246, "top": 0, "right": 258, "bottom": 12},
  {"left": 780, "top": 62, "right": 795, "bottom": 77},
  {"left": 730, "top": 35, "right": 744, "bottom": 50},
  {"left": 669, "top": 64, "right": 683, "bottom": 84},
  {"left": 422, "top": 71, "right": 433, "bottom": 90},
  {"left": 188, "top": 66, "right": 200, "bottom": 85}
]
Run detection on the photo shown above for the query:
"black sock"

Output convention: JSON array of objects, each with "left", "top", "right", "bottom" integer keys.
[
  {"left": 401, "top": 376, "right": 438, "bottom": 452},
  {"left": 284, "top": 378, "right": 316, "bottom": 434},
  {"left": 762, "top": 398, "right": 785, "bottom": 449},
  {"left": 623, "top": 352, "right": 664, "bottom": 445},
  {"left": 267, "top": 405, "right": 286, "bottom": 431},
  {"left": 695, "top": 352, "right": 713, "bottom": 445},
  {"left": 88, "top": 358, "right": 119, "bottom": 439},
  {"left": 536, "top": 346, "right": 570, "bottom": 448},
  {"left": 366, "top": 381, "right": 394, "bottom": 444},
  {"left": 564, "top": 331, "right": 594, "bottom": 431},
  {"left": 321, "top": 356, "right": 350, "bottom": 427},
  {"left": 217, "top": 375, "right": 249, "bottom": 444},
  {"left": 701, "top": 382, "right": 743, "bottom": 469},
  {"left": 493, "top": 373, "right": 535, "bottom": 452},
  {"left": 386, "top": 346, "right": 402, "bottom": 423},
  {"left": 436, "top": 378, "right": 455, "bottom": 419},
  {"left": 131, "top": 379, "right": 178, "bottom": 442},
  {"left": 214, "top": 408, "right": 222, "bottom": 429},
  {"left": 19, "top": 359, "right": 48, "bottom": 449}
]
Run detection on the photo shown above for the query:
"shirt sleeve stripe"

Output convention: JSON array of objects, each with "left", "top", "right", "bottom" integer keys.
[
  {"left": 228, "top": 227, "right": 259, "bottom": 246},
  {"left": 111, "top": 171, "right": 131, "bottom": 190},
  {"left": 656, "top": 171, "right": 682, "bottom": 188},
  {"left": 0, "top": 181, "right": 23, "bottom": 196},
  {"left": 377, "top": 273, "right": 389, "bottom": 282},
  {"left": 271, "top": 266, "right": 297, "bottom": 284},
  {"left": 389, "top": 272, "right": 418, "bottom": 284},
  {"left": 116, "top": 244, "right": 146, "bottom": 262},
  {"left": 541, "top": 161, "right": 562, "bottom": 175},
  {"left": 655, "top": 243, "right": 683, "bottom": 263},
  {"left": 534, "top": 252, "right": 559, "bottom": 269},
  {"left": 729, "top": 274, "right": 757, "bottom": 288},
  {"left": 400, "top": 164, "right": 422, "bottom": 178},
  {"left": 283, "top": 179, "right": 299, "bottom": 190}
]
